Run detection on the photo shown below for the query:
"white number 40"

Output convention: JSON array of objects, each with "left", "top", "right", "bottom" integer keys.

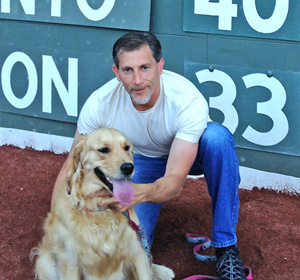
[
  {"left": 194, "top": 0, "right": 289, "bottom": 33},
  {"left": 195, "top": 69, "right": 289, "bottom": 146}
]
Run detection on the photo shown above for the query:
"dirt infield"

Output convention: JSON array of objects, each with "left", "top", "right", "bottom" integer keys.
[{"left": 0, "top": 145, "right": 299, "bottom": 279}]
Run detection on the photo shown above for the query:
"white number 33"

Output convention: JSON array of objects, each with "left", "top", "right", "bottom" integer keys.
[{"left": 195, "top": 69, "right": 289, "bottom": 146}]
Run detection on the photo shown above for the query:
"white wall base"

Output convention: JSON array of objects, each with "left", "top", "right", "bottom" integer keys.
[
  {"left": 239, "top": 166, "right": 299, "bottom": 195},
  {"left": 0, "top": 127, "right": 73, "bottom": 154},
  {"left": 1, "top": 128, "right": 299, "bottom": 194}
]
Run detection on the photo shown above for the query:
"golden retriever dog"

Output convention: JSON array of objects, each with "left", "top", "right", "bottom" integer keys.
[{"left": 31, "top": 128, "right": 175, "bottom": 280}]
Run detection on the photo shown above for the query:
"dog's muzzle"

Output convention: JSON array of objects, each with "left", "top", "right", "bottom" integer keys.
[
  {"left": 94, "top": 164, "right": 135, "bottom": 206},
  {"left": 94, "top": 163, "right": 134, "bottom": 192}
]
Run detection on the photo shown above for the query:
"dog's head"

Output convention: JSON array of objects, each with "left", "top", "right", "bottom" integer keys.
[{"left": 67, "top": 128, "right": 135, "bottom": 209}]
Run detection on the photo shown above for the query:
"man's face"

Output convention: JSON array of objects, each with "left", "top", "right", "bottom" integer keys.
[{"left": 112, "top": 44, "right": 164, "bottom": 110}]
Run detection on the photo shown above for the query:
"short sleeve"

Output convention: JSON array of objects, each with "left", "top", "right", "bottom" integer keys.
[
  {"left": 77, "top": 90, "right": 103, "bottom": 135},
  {"left": 175, "top": 96, "right": 209, "bottom": 143}
]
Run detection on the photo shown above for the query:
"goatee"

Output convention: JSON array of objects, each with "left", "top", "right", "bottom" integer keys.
[{"left": 129, "top": 89, "right": 152, "bottom": 105}]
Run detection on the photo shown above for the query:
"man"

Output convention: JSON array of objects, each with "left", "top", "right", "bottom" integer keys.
[{"left": 52, "top": 31, "right": 247, "bottom": 279}]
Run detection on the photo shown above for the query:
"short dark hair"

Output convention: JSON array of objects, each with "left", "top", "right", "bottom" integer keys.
[{"left": 112, "top": 31, "right": 162, "bottom": 68}]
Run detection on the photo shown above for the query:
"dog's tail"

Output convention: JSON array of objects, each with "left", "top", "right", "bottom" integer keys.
[
  {"left": 29, "top": 247, "right": 40, "bottom": 280},
  {"left": 30, "top": 245, "right": 58, "bottom": 279},
  {"left": 29, "top": 246, "right": 40, "bottom": 262}
]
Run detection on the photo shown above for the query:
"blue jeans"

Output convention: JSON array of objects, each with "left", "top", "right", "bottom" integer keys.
[{"left": 133, "top": 122, "right": 240, "bottom": 248}]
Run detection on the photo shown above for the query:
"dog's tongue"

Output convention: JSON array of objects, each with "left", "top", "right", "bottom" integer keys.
[{"left": 110, "top": 179, "right": 135, "bottom": 206}]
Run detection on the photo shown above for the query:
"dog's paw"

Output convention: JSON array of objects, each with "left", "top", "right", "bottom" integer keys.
[{"left": 152, "top": 263, "right": 175, "bottom": 280}]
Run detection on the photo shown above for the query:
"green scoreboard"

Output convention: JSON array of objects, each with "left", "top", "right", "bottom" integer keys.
[{"left": 0, "top": 0, "right": 299, "bottom": 190}]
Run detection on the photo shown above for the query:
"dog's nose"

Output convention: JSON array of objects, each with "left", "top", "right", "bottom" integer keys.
[{"left": 120, "top": 163, "right": 134, "bottom": 176}]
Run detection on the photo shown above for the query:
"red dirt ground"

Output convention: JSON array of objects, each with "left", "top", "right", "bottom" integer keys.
[{"left": 0, "top": 145, "right": 299, "bottom": 280}]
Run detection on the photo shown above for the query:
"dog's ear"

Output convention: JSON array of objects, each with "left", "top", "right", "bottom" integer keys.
[
  {"left": 71, "top": 135, "right": 87, "bottom": 176},
  {"left": 66, "top": 135, "right": 87, "bottom": 206}
]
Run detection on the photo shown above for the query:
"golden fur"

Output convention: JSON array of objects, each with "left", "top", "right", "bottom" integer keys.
[{"left": 31, "top": 128, "right": 174, "bottom": 280}]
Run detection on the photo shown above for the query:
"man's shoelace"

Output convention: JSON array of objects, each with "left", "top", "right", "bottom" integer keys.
[{"left": 217, "top": 248, "right": 246, "bottom": 280}]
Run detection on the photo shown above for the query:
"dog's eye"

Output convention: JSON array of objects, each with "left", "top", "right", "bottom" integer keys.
[
  {"left": 124, "top": 145, "right": 130, "bottom": 152},
  {"left": 98, "top": 147, "right": 110, "bottom": 154}
]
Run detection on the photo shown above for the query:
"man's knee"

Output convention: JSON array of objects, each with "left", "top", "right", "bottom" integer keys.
[
  {"left": 189, "top": 122, "right": 237, "bottom": 175},
  {"left": 201, "top": 122, "right": 235, "bottom": 151}
]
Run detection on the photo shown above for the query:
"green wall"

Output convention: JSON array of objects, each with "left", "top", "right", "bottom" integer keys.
[{"left": 0, "top": 0, "right": 299, "bottom": 177}]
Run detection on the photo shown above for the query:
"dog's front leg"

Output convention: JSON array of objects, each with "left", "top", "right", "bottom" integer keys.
[
  {"left": 57, "top": 255, "right": 80, "bottom": 280},
  {"left": 132, "top": 248, "right": 154, "bottom": 280}
]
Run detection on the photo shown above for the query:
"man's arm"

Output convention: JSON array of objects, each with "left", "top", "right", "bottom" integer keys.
[
  {"left": 51, "top": 129, "right": 81, "bottom": 208},
  {"left": 137, "top": 137, "right": 198, "bottom": 203},
  {"left": 100, "top": 137, "right": 199, "bottom": 210}
]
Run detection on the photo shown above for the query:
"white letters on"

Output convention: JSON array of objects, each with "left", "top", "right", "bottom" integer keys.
[
  {"left": 76, "top": 0, "right": 115, "bottom": 21},
  {"left": 42, "top": 56, "right": 78, "bottom": 117},
  {"left": 1, "top": 52, "right": 38, "bottom": 109},
  {"left": 1, "top": 0, "right": 35, "bottom": 15},
  {"left": 0, "top": 52, "right": 78, "bottom": 117},
  {"left": 51, "top": 0, "right": 61, "bottom": 17}
]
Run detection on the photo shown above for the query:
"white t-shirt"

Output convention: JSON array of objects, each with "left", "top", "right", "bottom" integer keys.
[{"left": 77, "top": 70, "right": 209, "bottom": 157}]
